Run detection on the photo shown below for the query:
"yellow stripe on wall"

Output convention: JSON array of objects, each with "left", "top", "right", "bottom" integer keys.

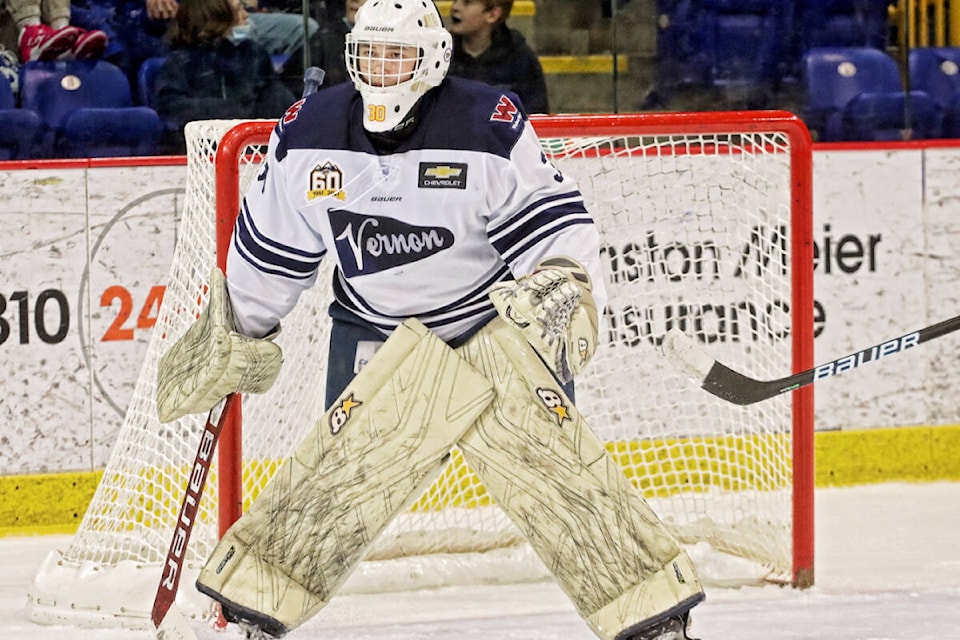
[
  {"left": 0, "top": 471, "right": 102, "bottom": 536},
  {"left": 3, "top": 425, "right": 959, "bottom": 537},
  {"left": 814, "top": 425, "right": 960, "bottom": 485},
  {"left": 539, "top": 55, "right": 628, "bottom": 74}
]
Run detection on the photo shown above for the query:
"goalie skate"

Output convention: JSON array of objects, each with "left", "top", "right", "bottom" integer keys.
[
  {"left": 238, "top": 620, "right": 275, "bottom": 640},
  {"left": 621, "top": 612, "right": 698, "bottom": 640}
]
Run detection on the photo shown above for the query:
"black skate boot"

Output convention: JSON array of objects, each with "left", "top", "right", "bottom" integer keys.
[
  {"left": 618, "top": 613, "right": 695, "bottom": 640},
  {"left": 616, "top": 610, "right": 700, "bottom": 640},
  {"left": 213, "top": 597, "right": 288, "bottom": 639}
]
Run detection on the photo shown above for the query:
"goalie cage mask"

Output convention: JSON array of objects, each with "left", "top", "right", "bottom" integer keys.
[{"left": 345, "top": 0, "right": 452, "bottom": 133}]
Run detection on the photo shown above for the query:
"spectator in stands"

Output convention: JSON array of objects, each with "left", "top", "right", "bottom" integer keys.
[
  {"left": 140, "top": 0, "right": 317, "bottom": 59},
  {"left": 68, "top": 0, "right": 173, "bottom": 89},
  {"left": 154, "top": 0, "right": 295, "bottom": 153},
  {"left": 279, "top": 0, "right": 361, "bottom": 96},
  {"left": 1, "top": 0, "right": 107, "bottom": 61},
  {"left": 68, "top": 0, "right": 314, "bottom": 100},
  {"left": 446, "top": 0, "right": 547, "bottom": 114},
  {"left": 243, "top": 0, "right": 317, "bottom": 59}
]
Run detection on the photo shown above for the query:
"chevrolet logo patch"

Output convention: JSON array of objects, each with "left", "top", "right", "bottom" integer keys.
[{"left": 419, "top": 162, "right": 467, "bottom": 189}]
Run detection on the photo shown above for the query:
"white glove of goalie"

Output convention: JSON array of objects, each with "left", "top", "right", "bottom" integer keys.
[
  {"left": 156, "top": 268, "right": 283, "bottom": 423},
  {"left": 489, "top": 256, "right": 599, "bottom": 383}
]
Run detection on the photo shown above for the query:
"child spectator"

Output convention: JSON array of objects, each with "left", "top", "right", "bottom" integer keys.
[
  {"left": 153, "top": 0, "right": 295, "bottom": 153},
  {"left": 446, "top": 0, "right": 548, "bottom": 114},
  {"left": 3, "top": 0, "right": 107, "bottom": 61}
]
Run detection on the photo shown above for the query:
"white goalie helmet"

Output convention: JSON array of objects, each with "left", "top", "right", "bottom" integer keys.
[{"left": 345, "top": 0, "right": 452, "bottom": 132}]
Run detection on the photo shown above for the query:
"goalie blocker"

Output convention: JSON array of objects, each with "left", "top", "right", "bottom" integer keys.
[
  {"left": 194, "top": 316, "right": 703, "bottom": 640},
  {"left": 156, "top": 268, "right": 283, "bottom": 423}
]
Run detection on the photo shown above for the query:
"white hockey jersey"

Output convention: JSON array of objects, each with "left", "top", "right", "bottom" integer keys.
[{"left": 226, "top": 77, "right": 607, "bottom": 343}]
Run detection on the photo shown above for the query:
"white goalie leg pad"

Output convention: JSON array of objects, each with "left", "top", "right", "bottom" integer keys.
[
  {"left": 156, "top": 268, "right": 282, "bottom": 423},
  {"left": 489, "top": 256, "right": 599, "bottom": 383},
  {"left": 196, "top": 318, "right": 495, "bottom": 636},
  {"left": 456, "top": 318, "right": 704, "bottom": 640}
]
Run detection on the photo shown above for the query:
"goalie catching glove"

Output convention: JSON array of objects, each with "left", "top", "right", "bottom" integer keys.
[
  {"left": 156, "top": 268, "right": 283, "bottom": 423},
  {"left": 489, "top": 256, "right": 599, "bottom": 383}
]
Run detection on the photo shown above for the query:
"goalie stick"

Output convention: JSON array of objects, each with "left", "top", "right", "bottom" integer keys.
[
  {"left": 662, "top": 314, "right": 960, "bottom": 405},
  {"left": 152, "top": 393, "right": 236, "bottom": 639}
]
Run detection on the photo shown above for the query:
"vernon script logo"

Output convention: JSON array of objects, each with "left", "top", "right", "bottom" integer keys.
[{"left": 329, "top": 209, "right": 454, "bottom": 277}]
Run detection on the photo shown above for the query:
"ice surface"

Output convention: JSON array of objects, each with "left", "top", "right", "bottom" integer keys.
[{"left": 3, "top": 482, "right": 959, "bottom": 639}]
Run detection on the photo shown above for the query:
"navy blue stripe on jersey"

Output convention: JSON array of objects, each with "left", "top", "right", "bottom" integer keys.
[
  {"left": 488, "top": 190, "right": 585, "bottom": 235},
  {"left": 333, "top": 270, "right": 501, "bottom": 325},
  {"left": 500, "top": 214, "right": 596, "bottom": 265},
  {"left": 489, "top": 194, "right": 590, "bottom": 257},
  {"left": 336, "top": 298, "right": 498, "bottom": 337},
  {"left": 331, "top": 265, "right": 507, "bottom": 334},
  {"left": 234, "top": 201, "right": 325, "bottom": 279},
  {"left": 422, "top": 265, "right": 512, "bottom": 315}
]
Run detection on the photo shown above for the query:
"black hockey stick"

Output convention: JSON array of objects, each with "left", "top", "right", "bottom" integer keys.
[
  {"left": 661, "top": 314, "right": 960, "bottom": 405},
  {"left": 152, "top": 393, "right": 236, "bottom": 639}
]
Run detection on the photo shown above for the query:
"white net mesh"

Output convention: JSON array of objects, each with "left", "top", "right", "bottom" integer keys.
[{"left": 27, "top": 115, "right": 812, "bottom": 628}]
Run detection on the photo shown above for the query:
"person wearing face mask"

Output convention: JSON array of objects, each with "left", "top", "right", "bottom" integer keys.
[{"left": 152, "top": 0, "right": 295, "bottom": 153}]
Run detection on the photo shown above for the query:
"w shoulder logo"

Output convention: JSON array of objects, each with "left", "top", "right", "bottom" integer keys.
[
  {"left": 329, "top": 209, "right": 455, "bottom": 277},
  {"left": 282, "top": 98, "right": 305, "bottom": 126},
  {"left": 490, "top": 95, "right": 520, "bottom": 126}
]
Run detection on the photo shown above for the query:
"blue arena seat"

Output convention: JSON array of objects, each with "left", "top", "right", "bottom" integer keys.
[
  {"left": 136, "top": 56, "right": 165, "bottom": 107},
  {"left": 0, "top": 74, "right": 15, "bottom": 110},
  {"left": 802, "top": 47, "right": 941, "bottom": 141},
  {"left": 654, "top": 0, "right": 787, "bottom": 108},
  {"left": 701, "top": 6, "right": 785, "bottom": 86},
  {"left": 796, "top": 0, "right": 889, "bottom": 50},
  {"left": 0, "top": 76, "right": 43, "bottom": 160},
  {"left": 20, "top": 59, "right": 163, "bottom": 158},
  {"left": 60, "top": 107, "right": 162, "bottom": 158},
  {"left": 652, "top": 0, "right": 711, "bottom": 93},
  {"left": 136, "top": 56, "right": 181, "bottom": 155},
  {"left": 909, "top": 47, "right": 960, "bottom": 137}
]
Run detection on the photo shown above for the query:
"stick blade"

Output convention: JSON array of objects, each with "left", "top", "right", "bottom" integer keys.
[
  {"left": 660, "top": 328, "right": 716, "bottom": 384},
  {"left": 155, "top": 604, "right": 200, "bottom": 640},
  {"left": 661, "top": 329, "right": 774, "bottom": 405}
]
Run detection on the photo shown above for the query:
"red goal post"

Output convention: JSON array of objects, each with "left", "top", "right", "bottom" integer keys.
[{"left": 213, "top": 111, "right": 815, "bottom": 587}]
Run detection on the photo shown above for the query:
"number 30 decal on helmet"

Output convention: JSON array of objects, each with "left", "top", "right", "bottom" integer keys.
[{"left": 345, "top": 0, "right": 452, "bottom": 132}]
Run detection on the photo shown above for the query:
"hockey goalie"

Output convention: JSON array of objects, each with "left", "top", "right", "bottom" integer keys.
[{"left": 155, "top": 1, "right": 705, "bottom": 638}]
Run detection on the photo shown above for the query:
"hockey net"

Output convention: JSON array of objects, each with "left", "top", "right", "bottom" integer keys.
[{"left": 28, "top": 112, "right": 814, "bottom": 629}]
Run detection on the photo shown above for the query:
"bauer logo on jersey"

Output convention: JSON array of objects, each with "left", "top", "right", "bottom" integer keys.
[
  {"left": 418, "top": 162, "right": 467, "bottom": 189},
  {"left": 307, "top": 160, "right": 347, "bottom": 201},
  {"left": 536, "top": 387, "right": 570, "bottom": 427},
  {"left": 329, "top": 209, "right": 454, "bottom": 277}
]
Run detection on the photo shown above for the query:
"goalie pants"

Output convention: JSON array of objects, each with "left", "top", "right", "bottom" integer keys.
[
  {"left": 198, "top": 317, "right": 703, "bottom": 640},
  {"left": 325, "top": 313, "right": 575, "bottom": 407}
]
